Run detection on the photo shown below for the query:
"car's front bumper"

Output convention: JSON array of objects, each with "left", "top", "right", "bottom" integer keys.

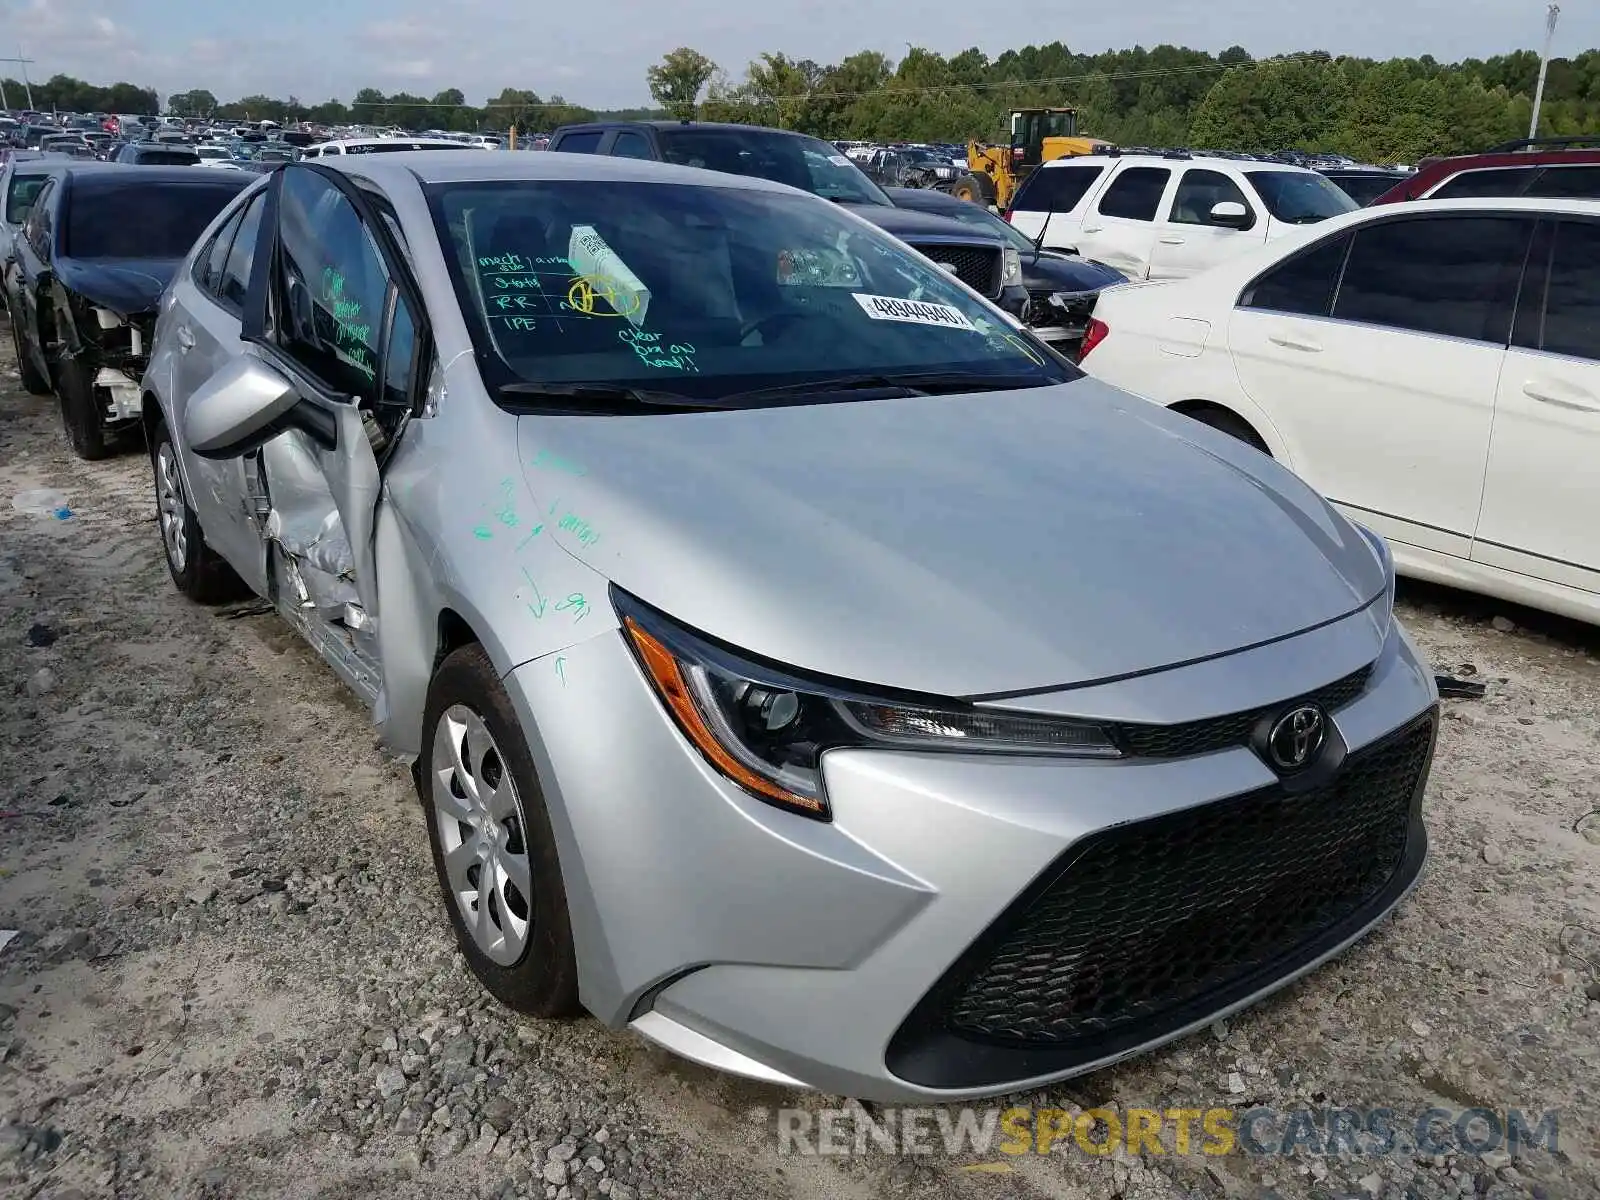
[{"left": 504, "top": 607, "right": 1437, "bottom": 1102}]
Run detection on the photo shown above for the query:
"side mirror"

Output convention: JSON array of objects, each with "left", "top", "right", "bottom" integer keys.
[
  {"left": 1210, "top": 201, "right": 1252, "bottom": 229},
  {"left": 185, "top": 354, "right": 302, "bottom": 459}
]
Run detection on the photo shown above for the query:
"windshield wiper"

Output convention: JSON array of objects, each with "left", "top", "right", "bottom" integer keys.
[
  {"left": 496, "top": 382, "right": 732, "bottom": 412},
  {"left": 718, "top": 371, "right": 1054, "bottom": 405}
]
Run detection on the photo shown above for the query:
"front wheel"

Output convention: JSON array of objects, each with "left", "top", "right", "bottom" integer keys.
[
  {"left": 54, "top": 350, "right": 114, "bottom": 460},
  {"left": 949, "top": 173, "right": 992, "bottom": 205},
  {"left": 420, "top": 645, "right": 580, "bottom": 1018},
  {"left": 9, "top": 306, "right": 52, "bottom": 396},
  {"left": 150, "top": 420, "right": 248, "bottom": 603}
]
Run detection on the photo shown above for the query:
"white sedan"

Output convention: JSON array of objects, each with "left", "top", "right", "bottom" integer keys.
[{"left": 1080, "top": 196, "right": 1600, "bottom": 625}]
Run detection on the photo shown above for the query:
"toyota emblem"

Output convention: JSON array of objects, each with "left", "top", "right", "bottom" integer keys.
[{"left": 1267, "top": 704, "right": 1327, "bottom": 772}]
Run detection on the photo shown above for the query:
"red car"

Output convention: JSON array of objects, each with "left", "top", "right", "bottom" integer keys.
[{"left": 1370, "top": 136, "right": 1600, "bottom": 204}]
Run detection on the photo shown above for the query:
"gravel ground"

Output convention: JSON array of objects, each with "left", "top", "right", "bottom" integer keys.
[{"left": 1, "top": 341, "right": 1597, "bottom": 1200}]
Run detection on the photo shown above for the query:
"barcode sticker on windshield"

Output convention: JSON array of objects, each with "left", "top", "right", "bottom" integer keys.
[{"left": 851, "top": 293, "right": 978, "bottom": 331}]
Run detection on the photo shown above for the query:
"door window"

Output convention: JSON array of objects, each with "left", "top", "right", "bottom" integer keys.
[
  {"left": 218, "top": 193, "right": 265, "bottom": 310},
  {"left": 1523, "top": 165, "right": 1600, "bottom": 200},
  {"left": 23, "top": 179, "right": 53, "bottom": 256},
  {"left": 1332, "top": 215, "right": 1533, "bottom": 343},
  {"left": 1095, "top": 167, "right": 1170, "bottom": 221},
  {"left": 1240, "top": 233, "right": 1351, "bottom": 316},
  {"left": 197, "top": 202, "right": 246, "bottom": 294},
  {"left": 273, "top": 168, "right": 392, "bottom": 397},
  {"left": 1009, "top": 164, "right": 1104, "bottom": 213},
  {"left": 1530, "top": 220, "right": 1600, "bottom": 362},
  {"left": 554, "top": 130, "right": 603, "bottom": 154},
  {"left": 1170, "top": 169, "right": 1254, "bottom": 228},
  {"left": 610, "top": 131, "right": 653, "bottom": 159},
  {"left": 1428, "top": 167, "right": 1536, "bottom": 199}
]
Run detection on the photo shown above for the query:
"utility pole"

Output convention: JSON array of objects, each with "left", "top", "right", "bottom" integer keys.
[
  {"left": 0, "top": 52, "right": 36, "bottom": 111},
  {"left": 1529, "top": 3, "right": 1560, "bottom": 139}
]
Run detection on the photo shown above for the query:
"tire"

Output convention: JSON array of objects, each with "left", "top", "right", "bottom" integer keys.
[
  {"left": 420, "top": 645, "right": 580, "bottom": 1018},
  {"left": 1181, "top": 405, "right": 1272, "bottom": 456},
  {"left": 149, "top": 418, "right": 249, "bottom": 603},
  {"left": 54, "top": 349, "right": 115, "bottom": 460},
  {"left": 9, "top": 307, "right": 52, "bottom": 396},
  {"left": 949, "top": 173, "right": 989, "bottom": 204}
]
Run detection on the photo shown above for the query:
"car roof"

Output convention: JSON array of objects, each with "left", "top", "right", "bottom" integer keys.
[
  {"left": 1039, "top": 152, "right": 1319, "bottom": 174},
  {"left": 1377, "top": 196, "right": 1600, "bottom": 216},
  {"left": 66, "top": 164, "right": 246, "bottom": 185},
  {"left": 1386, "top": 148, "right": 1600, "bottom": 200},
  {"left": 557, "top": 120, "right": 817, "bottom": 139},
  {"left": 323, "top": 148, "right": 801, "bottom": 196},
  {"left": 309, "top": 137, "right": 465, "bottom": 151}
]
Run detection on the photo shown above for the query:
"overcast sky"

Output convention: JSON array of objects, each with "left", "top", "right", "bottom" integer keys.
[{"left": 2, "top": 0, "right": 1593, "bottom": 109}]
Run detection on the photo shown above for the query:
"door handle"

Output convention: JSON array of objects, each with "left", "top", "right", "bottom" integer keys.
[
  {"left": 1081, "top": 223, "right": 1102, "bottom": 233},
  {"left": 175, "top": 325, "right": 196, "bottom": 352},
  {"left": 1523, "top": 380, "right": 1600, "bottom": 412},
  {"left": 1158, "top": 236, "right": 1186, "bottom": 245},
  {"left": 1268, "top": 331, "right": 1323, "bottom": 353}
]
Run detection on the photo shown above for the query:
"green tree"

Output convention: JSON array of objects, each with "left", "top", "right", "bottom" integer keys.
[
  {"left": 647, "top": 47, "right": 718, "bottom": 120},
  {"left": 166, "top": 88, "right": 217, "bottom": 117}
]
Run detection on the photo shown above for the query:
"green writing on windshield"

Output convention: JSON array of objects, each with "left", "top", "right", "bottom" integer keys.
[
  {"left": 321, "top": 267, "right": 375, "bottom": 380},
  {"left": 619, "top": 328, "right": 698, "bottom": 373}
]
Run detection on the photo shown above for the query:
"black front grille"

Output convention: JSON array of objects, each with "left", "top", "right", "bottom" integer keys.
[
  {"left": 934, "top": 714, "right": 1434, "bottom": 1049},
  {"left": 916, "top": 244, "right": 1001, "bottom": 296},
  {"left": 1110, "top": 664, "right": 1373, "bottom": 759}
]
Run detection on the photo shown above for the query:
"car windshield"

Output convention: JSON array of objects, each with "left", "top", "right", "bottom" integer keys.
[
  {"left": 654, "top": 128, "right": 891, "bottom": 206},
  {"left": 1245, "top": 170, "right": 1358, "bottom": 224},
  {"left": 66, "top": 179, "right": 247, "bottom": 258},
  {"left": 427, "top": 179, "right": 1072, "bottom": 407},
  {"left": 343, "top": 142, "right": 457, "bottom": 154}
]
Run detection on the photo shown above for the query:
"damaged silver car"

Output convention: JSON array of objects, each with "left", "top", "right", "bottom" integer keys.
[
  {"left": 4, "top": 164, "right": 250, "bottom": 458},
  {"left": 141, "top": 154, "right": 1438, "bottom": 1103}
]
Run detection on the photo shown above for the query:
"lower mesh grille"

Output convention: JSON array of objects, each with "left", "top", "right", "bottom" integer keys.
[{"left": 937, "top": 714, "right": 1433, "bottom": 1047}]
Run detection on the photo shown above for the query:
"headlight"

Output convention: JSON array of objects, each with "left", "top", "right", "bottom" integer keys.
[
  {"left": 617, "top": 589, "right": 1119, "bottom": 821},
  {"left": 1001, "top": 247, "right": 1022, "bottom": 285}
]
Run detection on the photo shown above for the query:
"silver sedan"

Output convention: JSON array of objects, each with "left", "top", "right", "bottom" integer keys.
[{"left": 141, "top": 150, "right": 1439, "bottom": 1102}]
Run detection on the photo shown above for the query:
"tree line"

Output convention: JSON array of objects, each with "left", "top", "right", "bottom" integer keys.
[{"left": 8, "top": 38, "right": 1599, "bottom": 163}]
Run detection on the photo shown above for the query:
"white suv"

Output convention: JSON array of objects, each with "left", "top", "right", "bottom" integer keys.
[{"left": 1007, "top": 153, "right": 1358, "bottom": 280}]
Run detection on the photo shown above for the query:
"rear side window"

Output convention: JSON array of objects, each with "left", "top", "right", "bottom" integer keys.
[
  {"left": 1241, "top": 233, "right": 1351, "bottom": 316},
  {"left": 197, "top": 203, "right": 246, "bottom": 293},
  {"left": 610, "top": 131, "right": 653, "bottom": 159},
  {"left": 1095, "top": 167, "right": 1170, "bottom": 222},
  {"left": 1533, "top": 220, "right": 1600, "bottom": 361},
  {"left": 1010, "top": 164, "right": 1104, "bottom": 213},
  {"left": 1333, "top": 215, "right": 1533, "bottom": 342},
  {"left": 6, "top": 174, "right": 49, "bottom": 224},
  {"left": 554, "top": 131, "right": 603, "bottom": 154},
  {"left": 1523, "top": 165, "right": 1600, "bottom": 200},
  {"left": 218, "top": 193, "right": 265, "bottom": 309},
  {"left": 1428, "top": 167, "right": 1534, "bottom": 199}
]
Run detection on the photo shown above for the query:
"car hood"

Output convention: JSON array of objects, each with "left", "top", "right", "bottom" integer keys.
[
  {"left": 1024, "top": 251, "right": 1128, "bottom": 293},
  {"left": 838, "top": 201, "right": 1003, "bottom": 244},
  {"left": 53, "top": 257, "right": 179, "bottom": 316},
  {"left": 515, "top": 379, "right": 1385, "bottom": 698}
]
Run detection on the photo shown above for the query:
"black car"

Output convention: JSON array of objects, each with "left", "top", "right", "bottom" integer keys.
[
  {"left": 1317, "top": 167, "right": 1413, "bottom": 206},
  {"left": 547, "top": 121, "right": 1030, "bottom": 319},
  {"left": 5, "top": 164, "right": 252, "bottom": 458},
  {"left": 885, "top": 187, "right": 1127, "bottom": 355}
]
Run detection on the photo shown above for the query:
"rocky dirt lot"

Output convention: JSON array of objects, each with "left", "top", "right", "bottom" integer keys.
[{"left": 1, "top": 341, "right": 1598, "bottom": 1200}]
